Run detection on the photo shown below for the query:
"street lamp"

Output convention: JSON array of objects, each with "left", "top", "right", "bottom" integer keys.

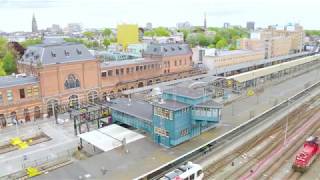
[{"left": 284, "top": 98, "right": 291, "bottom": 145}]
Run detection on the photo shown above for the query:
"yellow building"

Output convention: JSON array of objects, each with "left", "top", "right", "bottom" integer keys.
[{"left": 117, "top": 24, "right": 139, "bottom": 49}]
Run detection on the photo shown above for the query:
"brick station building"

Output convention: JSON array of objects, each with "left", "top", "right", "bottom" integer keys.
[{"left": 0, "top": 42, "right": 199, "bottom": 127}]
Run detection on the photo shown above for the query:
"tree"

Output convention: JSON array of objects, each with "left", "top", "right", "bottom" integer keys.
[
  {"left": 83, "top": 31, "right": 95, "bottom": 40},
  {"left": 179, "top": 29, "right": 190, "bottom": 42},
  {"left": 198, "top": 33, "right": 210, "bottom": 47},
  {"left": 208, "top": 44, "right": 215, "bottom": 48},
  {"left": 21, "top": 38, "right": 41, "bottom": 48},
  {"left": 216, "top": 39, "right": 228, "bottom": 49},
  {"left": 0, "top": 61, "right": 6, "bottom": 76},
  {"left": 102, "top": 28, "right": 112, "bottom": 37},
  {"left": 144, "top": 27, "right": 171, "bottom": 37},
  {"left": 103, "top": 39, "right": 111, "bottom": 48},
  {"left": 2, "top": 52, "right": 16, "bottom": 74},
  {"left": 186, "top": 34, "right": 198, "bottom": 47},
  {"left": 154, "top": 27, "right": 170, "bottom": 36},
  {"left": 144, "top": 31, "right": 155, "bottom": 37},
  {"left": 0, "top": 37, "right": 8, "bottom": 58}
]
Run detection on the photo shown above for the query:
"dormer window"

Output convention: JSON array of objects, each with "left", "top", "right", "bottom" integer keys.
[
  {"left": 64, "top": 50, "right": 70, "bottom": 57},
  {"left": 76, "top": 48, "right": 82, "bottom": 55},
  {"left": 51, "top": 51, "right": 56, "bottom": 57},
  {"left": 171, "top": 47, "right": 175, "bottom": 51},
  {"left": 178, "top": 46, "right": 182, "bottom": 50},
  {"left": 164, "top": 48, "right": 167, "bottom": 52},
  {"left": 153, "top": 48, "right": 157, "bottom": 52}
]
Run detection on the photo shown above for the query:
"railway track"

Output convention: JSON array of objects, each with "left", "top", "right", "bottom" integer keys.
[
  {"left": 136, "top": 81, "right": 320, "bottom": 180},
  {"left": 252, "top": 117, "right": 320, "bottom": 179},
  {"left": 263, "top": 127, "right": 320, "bottom": 180},
  {"left": 204, "top": 95, "right": 320, "bottom": 180}
]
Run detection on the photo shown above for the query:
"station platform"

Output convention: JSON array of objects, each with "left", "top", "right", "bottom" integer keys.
[
  {"left": 33, "top": 62, "right": 320, "bottom": 180},
  {"left": 78, "top": 124, "right": 144, "bottom": 152}
]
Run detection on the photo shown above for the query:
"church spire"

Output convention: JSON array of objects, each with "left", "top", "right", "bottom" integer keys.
[
  {"left": 32, "top": 13, "right": 38, "bottom": 33},
  {"left": 204, "top": 12, "right": 207, "bottom": 30}
]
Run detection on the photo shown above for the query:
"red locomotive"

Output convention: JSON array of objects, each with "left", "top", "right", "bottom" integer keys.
[{"left": 292, "top": 136, "right": 320, "bottom": 172}]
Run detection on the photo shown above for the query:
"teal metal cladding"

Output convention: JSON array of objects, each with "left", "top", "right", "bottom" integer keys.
[{"left": 111, "top": 111, "right": 153, "bottom": 134}]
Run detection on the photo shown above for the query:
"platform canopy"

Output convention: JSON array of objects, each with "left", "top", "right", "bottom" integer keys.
[
  {"left": 226, "top": 55, "right": 319, "bottom": 83},
  {"left": 78, "top": 124, "right": 144, "bottom": 152}
]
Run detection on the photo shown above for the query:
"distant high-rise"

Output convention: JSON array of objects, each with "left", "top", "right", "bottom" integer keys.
[
  {"left": 224, "top": 22, "right": 230, "bottom": 29},
  {"left": 32, "top": 13, "right": 38, "bottom": 33},
  {"left": 246, "top": 21, "right": 255, "bottom": 31},
  {"left": 204, "top": 12, "right": 207, "bottom": 30},
  {"left": 146, "top": 22, "right": 152, "bottom": 30},
  {"left": 176, "top": 21, "right": 191, "bottom": 29},
  {"left": 66, "top": 23, "right": 82, "bottom": 33},
  {"left": 117, "top": 24, "right": 139, "bottom": 49}
]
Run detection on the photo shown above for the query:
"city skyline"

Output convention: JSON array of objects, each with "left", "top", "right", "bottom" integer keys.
[{"left": 0, "top": 0, "right": 319, "bottom": 32}]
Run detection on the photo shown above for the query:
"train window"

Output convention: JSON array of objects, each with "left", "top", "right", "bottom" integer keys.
[
  {"left": 190, "top": 174, "right": 195, "bottom": 180},
  {"left": 197, "top": 170, "right": 202, "bottom": 176}
]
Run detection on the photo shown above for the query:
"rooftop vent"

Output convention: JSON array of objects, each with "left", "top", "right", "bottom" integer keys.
[
  {"left": 64, "top": 50, "right": 70, "bottom": 57},
  {"left": 159, "top": 98, "right": 165, "bottom": 104},
  {"left": 51, "top": 51, "right": 56, "bottom": 57},
  {"left": 76, "top": 48, "right": 82, "bottom": 55}
]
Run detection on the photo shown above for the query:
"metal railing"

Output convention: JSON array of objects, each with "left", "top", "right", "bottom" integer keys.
[{"left": 135, "top": 80, "right": 320, "bottom": 180}]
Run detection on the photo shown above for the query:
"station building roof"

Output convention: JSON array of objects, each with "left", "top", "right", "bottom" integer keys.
[
  {"left": 163, "top": 87, "right": 208, "bottom": 99},
  {"left": 0, "top": 75, "right": 39, "bottom": 88},
  {"left": 108, "top": 98, "right": 153, "bottom": 122},
  {"left": 20, "top": 42, "right": 95, "bottom": 66},
  {"left": 101, "top": 58, "right": 160, "bottom": 68},
  {"left": 194, "top": 100, "right": 223, "bottom": 108},
  {"left": 227, "top": 55, "right": 319, "bottom": 83},
  {"left": 207, "top": 49, "right": 256, "bottom": 57},
  {"left": 144, "top": 43, "right": 192, "bottom": 57},
  {"left": 153, "top": 100, "right": 190, "bottom": 111}
]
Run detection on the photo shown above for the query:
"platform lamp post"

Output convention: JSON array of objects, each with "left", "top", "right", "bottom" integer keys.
[
  {"left": 15, "top": 116, "right": 19, "bottom": 136},
  {"left": 284, "top": 98, "right": 292, "bottom": 146}
]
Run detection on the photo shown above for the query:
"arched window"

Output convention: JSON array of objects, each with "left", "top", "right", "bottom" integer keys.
[
  {"left": 64, "top": 74, "right": 80, "bottom": 89},
  {"left": 0, "top": 114, "right": 6, "bottom": 128},
  {"left": 34, "top": 106, "right": 41, "bottom": 120},
  {"left": 47, "top": 99, "right": 59, "bottom": 117},
  {"left": 10, "top": 112, "right": 17, "bottom": 124},
  {"left": 24, "top": 108, "right": 30, "bottom": 122}
]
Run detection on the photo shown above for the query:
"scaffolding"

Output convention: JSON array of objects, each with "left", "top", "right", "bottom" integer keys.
[{"left": 70, "top": 100, "right": 112, "bottom": 136}]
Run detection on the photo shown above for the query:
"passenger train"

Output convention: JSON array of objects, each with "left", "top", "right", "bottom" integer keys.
[{"left": 159, "top": 162, "right": 203, "bottom": 180}]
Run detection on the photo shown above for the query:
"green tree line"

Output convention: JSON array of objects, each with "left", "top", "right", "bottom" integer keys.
[
  {"left": 182, "top": 27, "right": 249, "bottom": 50},
  {"left": 305, "top": 30, "right": 320, "bottom": 37},
  {"left": 144, "top": 27, "right": 171, "bottom": 37},
  {"left": 0, "top": 37, "right": 42, "bottom": 76},
  {"left": 65, "top": 28, "right": 116, "bottom": 49},
  {"left": 0, "top": 37, "right": 16, "bottom": 76}
]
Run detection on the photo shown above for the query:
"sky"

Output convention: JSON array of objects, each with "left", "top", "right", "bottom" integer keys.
[{"left": 0, "top": 0, "right": 319, "bottom": 32}]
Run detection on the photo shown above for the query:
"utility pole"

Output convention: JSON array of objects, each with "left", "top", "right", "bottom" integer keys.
[
  {"left": 284, "top": 99, "right": 290, "bottom": 145},
  {"left": 231, "top": 101, "right": 235, "bottom": 116}
]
